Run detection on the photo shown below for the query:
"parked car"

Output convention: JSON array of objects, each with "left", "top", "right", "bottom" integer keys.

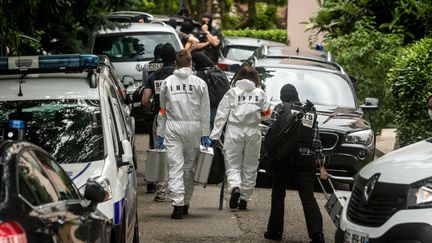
[
  {"left": 91, "top": 22, "right": 183, "bottom": 129},
  {"left": 248, "top": 50, "right": 378, "bottom": 185},
  {"left": 218, "top": 36, "right": 288, "bottom": 72},
  {"left": 0, "top": 140, "right": 112, "bottom": 243},
  {"left": 0, "top": 54, "right": 139, "bottom": 243},
  {"left": 335, "top": 137, "right": 432, "bottom": 242}
]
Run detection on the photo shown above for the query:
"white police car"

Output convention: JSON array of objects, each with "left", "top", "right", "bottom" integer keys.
[
  {"left": 335, "top": 137, "right": 432, "bottom": 243},
  {"left": 0, "top": 55, "right": 139, "bottom": 243}
]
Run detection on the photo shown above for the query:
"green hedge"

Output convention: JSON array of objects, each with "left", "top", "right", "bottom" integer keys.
[
  {"left": 387, "top": 37, "right": 432, "bottom": 146},
  {"left": 222, "top": 28, "right": 288, "bottom": 45}
]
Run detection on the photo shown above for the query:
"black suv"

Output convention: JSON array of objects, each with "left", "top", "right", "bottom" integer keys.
[{"left": 250, "top": 46, "right": 378, "bottom": 184}]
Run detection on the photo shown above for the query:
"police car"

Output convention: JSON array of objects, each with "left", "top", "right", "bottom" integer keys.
[
  {"left": 0, "top": 55, "right": 139, "bottom": 243},
  {"left": 335, "top": 137, "right": 432, "bottom": 243}
]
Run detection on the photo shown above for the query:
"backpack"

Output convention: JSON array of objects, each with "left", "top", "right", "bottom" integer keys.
[
  {"left": 204, "top": 67, "right": 230, "bottom": 109},
  {"left": 263, "top": 100, "right": 315, "bottom": 162}
]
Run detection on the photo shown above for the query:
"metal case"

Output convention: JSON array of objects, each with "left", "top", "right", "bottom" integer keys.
[
  {"left": 145, "top": 149, "right": 168, "bottom": 182},
  {"left": 194, "top": 146, "right": 214, "bottom": 184}
]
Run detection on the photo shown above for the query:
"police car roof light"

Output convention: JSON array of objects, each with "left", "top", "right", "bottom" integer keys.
[
  {"left": 0, "top": 54, "right": 100, "bottom": 74},
  {"left": 8, "top": 120, "right": 25, "bottom": 129}
]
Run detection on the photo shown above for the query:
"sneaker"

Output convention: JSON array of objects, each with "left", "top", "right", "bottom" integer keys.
[
  {"left": 264, "top": 230, "right": 282, "bottom": 241},
  {"left": 238, "top": 199, "right": 247, "bottom": 210},
  {"left": 154, "top": 194, "right": 166, "bottom": 202},
  {"left": 310, "top": 232, "right": 325, "bottom": 243},
  {"left": 229, "top": 187, "right": 241, "bottom": 209},
  {"left": 171, "top": 206, "right": 183, "bottom": 219}
]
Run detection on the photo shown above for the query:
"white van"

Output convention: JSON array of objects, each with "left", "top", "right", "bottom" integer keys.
[{"left": 336, "top": 137, "right": 432, "bottom": 242}]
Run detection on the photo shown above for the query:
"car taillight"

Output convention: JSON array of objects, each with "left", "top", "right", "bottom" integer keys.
[
  {"left": 0, "top": 221, "right": 28, "bottom": 243},
  {"left": 217, "top": 63, "right": 230, "bottom": 71}
]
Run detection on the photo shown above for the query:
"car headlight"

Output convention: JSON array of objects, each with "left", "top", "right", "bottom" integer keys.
[
  {"left": 407, "top": 178, "right": 432, "bottom": 208},
  {"left": 79, "top": 176, "right": 112, "bottom": 202},
  {"left": 343, "top": 129, "right": 373, "bottom": 145}
]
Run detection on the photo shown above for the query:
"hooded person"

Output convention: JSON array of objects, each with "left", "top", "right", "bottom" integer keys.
[
  {"left": 156, "top": 49, "right": 211, "bottom": 219},
  {"left": 142, "top": 43, "right": 177, "bottom": 199},
  {"left": 264, "top": 84, "right": 327, "bottom": 242},
  {"left": 210, "top": 63, "right": 271, "bottom": 210},
  {"left": 195, "top": 12, "right": 222, "bottom": 64}
]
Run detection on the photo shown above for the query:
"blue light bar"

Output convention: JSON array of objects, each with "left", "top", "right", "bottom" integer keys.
[
  {"left": 0, "top": 54, "right": 100, "bottom": 74},
  {"left": 8, "top": 120, "right": 25, "bottom": 129}
]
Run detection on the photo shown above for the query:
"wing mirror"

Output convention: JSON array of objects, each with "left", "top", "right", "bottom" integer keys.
[
  {"left": 361, "top": 97, "right": 379, "bottom": 111},
  {"left": 84, "top": 179, "right": 108, "bottom": 206},
  {"left": 122, "top": 75, "right": 135, "bottom": 87}
]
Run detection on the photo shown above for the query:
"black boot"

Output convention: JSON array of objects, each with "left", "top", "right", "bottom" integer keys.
[
  {"left": 171, "top": 206, "right": 183, "bottom": 219},
  {"left": 238, "top": 199, "right": 247, "bottom": 210},
  {"left": 229, "top": 187, "right": 241, "bottom": 209},
  {"left": 264, "top": 230, "right": 282, "bottom": 241},
  {"left": 183, "top": 205, "right": 189, "bottom": 215},
  {"left": 310, "top": 232, "right": 325, "bottom": 243}
]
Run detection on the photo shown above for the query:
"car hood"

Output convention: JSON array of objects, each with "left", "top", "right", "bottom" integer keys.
[
  {"left": 60, "top": 160, "right": 104, "bottom": 188},
  {"left": 359, "top": 139, "right": 432, "bottom": 184}
]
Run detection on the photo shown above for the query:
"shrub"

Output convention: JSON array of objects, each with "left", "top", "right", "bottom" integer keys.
[
  {"left": 387, "top": 37, "right": 432, "bottom": 146},
  {"left": 325, "top": 19, "right": 403, "bottom": 135},
  {"left": 222, "top": 28, "right": 288, "bottom": 44}
]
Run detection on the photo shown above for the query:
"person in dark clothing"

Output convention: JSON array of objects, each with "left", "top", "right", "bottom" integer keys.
[
  {"left": 264, "top": 84, "right": 328, "bottom": 242},
  {"left": 142, "top": 43, "right": 177, "bottom": 199},
  {"left": 179, "top": 21, "right": 200, "bottom": 51},
  {"left": 194, "top": 13, "right": 223, "bottom": 64}
]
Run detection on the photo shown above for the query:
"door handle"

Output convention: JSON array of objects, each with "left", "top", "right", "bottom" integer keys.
[{"left": 127, "top": 164, "right": 134, "bottom": 174}]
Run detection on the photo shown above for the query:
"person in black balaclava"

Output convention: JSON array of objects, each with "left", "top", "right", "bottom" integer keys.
[
  {"left": 193, "top": 12, "right": 223, "bottom": 64},
  {"left": 264, "top": 84, "right": 328, "bottom": 242}
]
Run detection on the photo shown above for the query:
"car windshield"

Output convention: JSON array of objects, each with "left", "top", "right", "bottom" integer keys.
[
  {"left": 259, "top": 67, "right": 357, "bottom": 108},
  {"left": 225, "top": 46, "right": 258, "bottom": 61},
  {"left": 0, "top": 100, "right": 104, "bottom": 164},
  {"left": 93, "top": 32, "right": 181, "bottom": 62}
]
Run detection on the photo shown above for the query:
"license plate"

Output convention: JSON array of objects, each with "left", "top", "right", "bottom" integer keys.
[{"left": 344, "top": 229, "right": 369, "bottom": 243}]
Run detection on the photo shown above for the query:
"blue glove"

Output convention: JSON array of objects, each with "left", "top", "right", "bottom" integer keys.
[
  {"left": 156, "top": 136, "right": 165, "bottom": 149},
  {"left": 201, "top": 136, "right": 212, "bottom": 148}
]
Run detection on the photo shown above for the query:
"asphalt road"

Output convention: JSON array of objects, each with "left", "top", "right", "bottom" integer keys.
[{"left": 135, "top": 133, "right": 338, "bottom": 243}]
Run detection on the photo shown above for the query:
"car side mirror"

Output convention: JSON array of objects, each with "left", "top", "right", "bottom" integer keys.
[
  {"left": 122, "top": 75, "right": 135, "bottom": 87},
  {"left": 121, "top": 139, "right": 133, "bottom": 165},
  {"left": 84, "top": 179, "right": 107, "bottom": 204},
  {"left": 361, "top": 97, "right": 379, "bottom": 111}
]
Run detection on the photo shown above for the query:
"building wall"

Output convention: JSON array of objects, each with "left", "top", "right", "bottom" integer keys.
[{"left": 287, "top": 0, "right": 323, "bottom": 50}]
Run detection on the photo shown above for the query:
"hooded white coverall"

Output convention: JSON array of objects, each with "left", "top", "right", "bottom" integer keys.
[
  {"left": 157, "top": 67, "right": 210, "bottom": 206},
  {"left": 210, "top": 79, "right": 271, "bottom": 201}
]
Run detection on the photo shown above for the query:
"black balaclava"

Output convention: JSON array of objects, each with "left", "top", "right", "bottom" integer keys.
[
  {"left": 167, "top": 18, "right": 177, "bottom": 29},
  {"left": 160, "top": 43, "right": 176, "bottom": 64},
  {"left": 202, "top": 12, "right": 213, "bottom": 31},
  {"left": 180, "top": 21, "right": 193, "bottom": 34},
  {"left": 153, "top": 43, "right": 163, "bottom": 61},
  {"left": 280, "top": 84, "right": 300, "bottom": 103},
  {"left": 192, "top": 51, "right": 214, "bottom": 70}
]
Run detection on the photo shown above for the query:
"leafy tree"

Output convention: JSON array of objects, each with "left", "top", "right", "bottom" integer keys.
[
  {"left": 387, "top": 37, "right": 432, "bottom": 146},
  {"left": 325, "top": 19, "right": 403, "bottom": 134},
  {"left": 0, "top": 0, "right": 135, "bottom": 54}
]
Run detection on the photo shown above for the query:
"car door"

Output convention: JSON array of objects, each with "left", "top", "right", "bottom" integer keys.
[
  {"left": 17, "top": 147, "right": 109, "bottom": 243},
  {"left": 105, "top": 80, "right": 137, "bottom": 242}
]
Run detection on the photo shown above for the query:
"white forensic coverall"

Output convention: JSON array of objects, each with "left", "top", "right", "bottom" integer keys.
[
  {"left": 157, "top": 67, "right": 210, "bottom": 206},
  {"left": 210, "top": 79, "right": 271, "bottom": 201}
]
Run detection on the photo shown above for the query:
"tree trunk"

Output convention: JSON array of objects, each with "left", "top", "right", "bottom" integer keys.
[{"left": 237, "top": 0, "right": 256, "bottom": 29}]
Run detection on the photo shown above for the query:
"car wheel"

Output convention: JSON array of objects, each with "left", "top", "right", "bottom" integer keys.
[{"left": 133, "top": 211, "right": 140, "bottom": 243}]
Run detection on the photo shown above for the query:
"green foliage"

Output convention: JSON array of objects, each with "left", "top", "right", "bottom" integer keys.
[
  {"left": 387, "top": 37, "right": 432, "bottom": 146},
  {"left": 253, "top": 2, "right": 277, "bottom": 29},
  {"left": 325, "top": 19, "right": 403, "bottom": 134},
  {"left": 223, "top": 28, "right": 288, "bottom": 44}
]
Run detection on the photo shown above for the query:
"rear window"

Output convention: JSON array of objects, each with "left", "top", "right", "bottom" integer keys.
[
  {"left": 93, "top": 32, "right": 181, "bottom": 62},
  {"left": 0, "top": 100, "right": 104, "bottom": 163}
]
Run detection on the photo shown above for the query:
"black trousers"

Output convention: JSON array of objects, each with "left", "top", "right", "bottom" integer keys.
[{"left": 266, "top": 154, "right": 323, "bottom": 239}]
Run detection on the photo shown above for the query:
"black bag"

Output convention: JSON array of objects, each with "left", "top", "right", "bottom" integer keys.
[
  {"left": 263, "top": 101, "right": 314, "bottom": 161},
  {"left": 204, "top": 67, "right": 230, "bottom": 109}
]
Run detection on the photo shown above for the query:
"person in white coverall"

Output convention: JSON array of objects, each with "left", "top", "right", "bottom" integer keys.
[
  {"left": 156, "top": 49, "right": 211, "bottom": 219},
  {"left": 210, "top": 63, "right": 271, "bottom": 210}
]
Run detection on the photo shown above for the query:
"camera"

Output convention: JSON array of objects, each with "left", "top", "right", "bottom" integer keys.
[{"left": 195, "top": 31, "right": 208, "bottom": 43}]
